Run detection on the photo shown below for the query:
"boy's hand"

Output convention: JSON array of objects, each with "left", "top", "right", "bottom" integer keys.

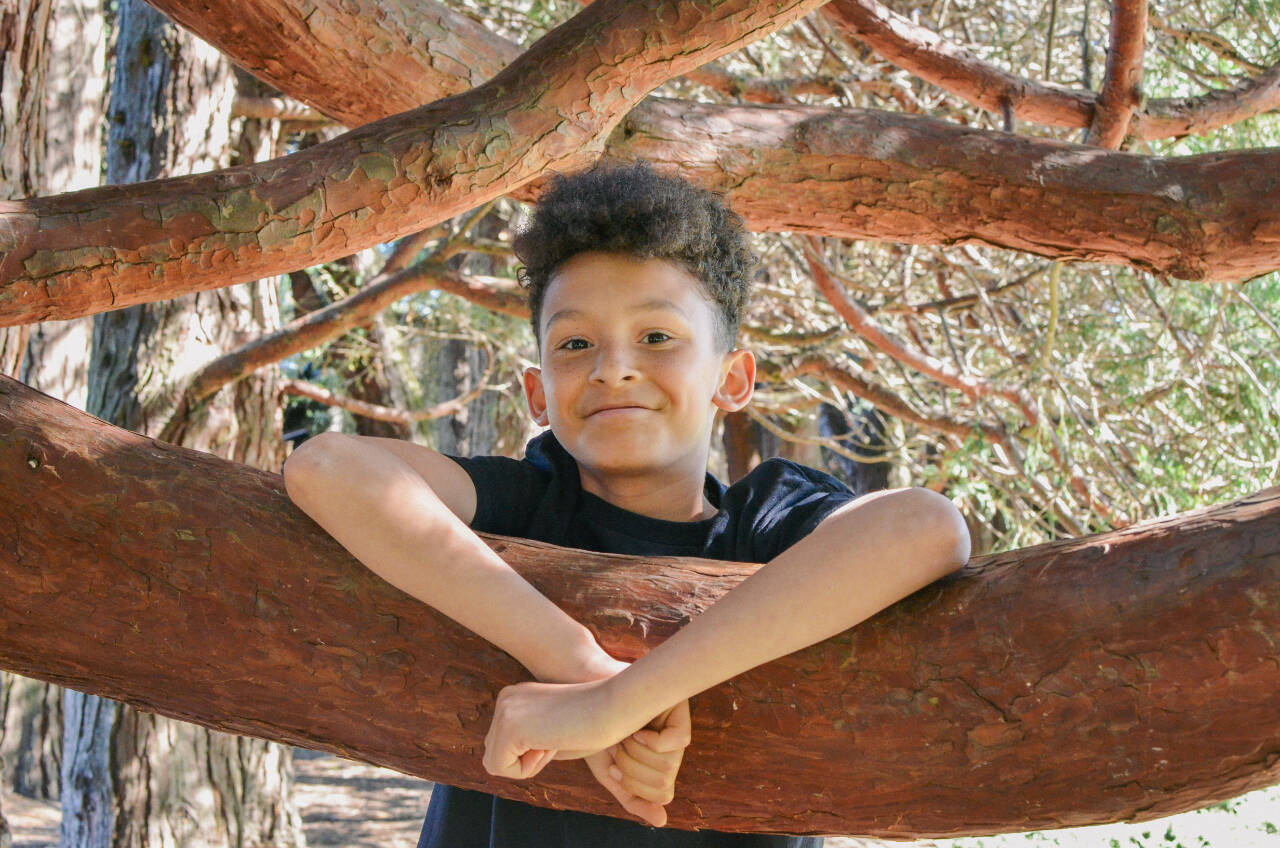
[
  {"left": 590, "top": 699, "right": 691, "bottom": 827},
  {"left": 482, "top": 670, "right": 693, "bottom": 827}
]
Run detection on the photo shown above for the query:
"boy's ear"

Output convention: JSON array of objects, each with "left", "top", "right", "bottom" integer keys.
[
  {"left": 712, "top": 348, "right": 755, "bottom": 413},
  {"left": 522, "top": 366, "right": 550, "bottom": 426}
]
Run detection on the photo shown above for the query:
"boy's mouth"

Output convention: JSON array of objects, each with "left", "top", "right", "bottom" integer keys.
[{"left": 587, "top": 404, "right": 651, "bottom": 417}]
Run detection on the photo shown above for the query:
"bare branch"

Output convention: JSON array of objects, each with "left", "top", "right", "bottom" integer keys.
[
  {"left": 1088, "top": 0, "right": 1148, "bottom": 148},
  {"left": 160, "top": 261, "right": 525, "bottom": 445},
  {"left": 232, "top": 95, "right": 327, "bottom": 123},
  {"left": 778, "top": 356, "right": 1007, "bottom": 444},
  {"left": 821, "top": 0, "right": 1277, "bottom": 141},
  {"left": 279, "top": 343, "right": 492, "bottom": 423},
  {"left": 1136, "top": 61, "right": 1280, "bottom": 139},
  {"left": 820, "top": 0, "right": 1094, "bottom": 127}
]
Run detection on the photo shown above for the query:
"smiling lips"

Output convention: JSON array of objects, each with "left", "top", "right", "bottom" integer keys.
[{"left": 586, "top": 404, "right": 651, "bottom": 417}]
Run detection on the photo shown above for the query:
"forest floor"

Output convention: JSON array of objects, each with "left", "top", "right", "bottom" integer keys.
[
  {"left": 4, "top": 750, "right": 1277, "bottom": 847},
  {"left": 1, "top": 748, "right": 875, "bottom": 848}
]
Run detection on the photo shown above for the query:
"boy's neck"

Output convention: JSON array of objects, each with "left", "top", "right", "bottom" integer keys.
[{"left": 576, "top": 463, "right": 717, "bottom": 523}]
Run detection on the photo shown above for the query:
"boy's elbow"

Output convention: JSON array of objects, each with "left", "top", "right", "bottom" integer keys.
[
  {"left": 904, "top": 487, "right": 971, "bottom": 577},
  {"left": 282, "top": 432, "right": 350, "bottom": 496}
]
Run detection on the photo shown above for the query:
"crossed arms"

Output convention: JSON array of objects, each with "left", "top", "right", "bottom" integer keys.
[{"left": 283, "top": 431, "right": 970, "bottom": 826}]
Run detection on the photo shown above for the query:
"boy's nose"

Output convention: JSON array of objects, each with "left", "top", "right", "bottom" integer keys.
[{"left": 589, "top": 346, "right": 639, "bottom": 384}]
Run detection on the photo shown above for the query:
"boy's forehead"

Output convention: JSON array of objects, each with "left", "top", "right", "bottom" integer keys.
[
  {"left": 544, "top": 297, "right": 689, "bottom": 328},
  {"left": 542, "top": 253, "right": 715, "bottom": 322}
]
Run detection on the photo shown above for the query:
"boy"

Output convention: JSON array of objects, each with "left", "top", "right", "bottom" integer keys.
[{"left": 283, "top": 163, "right": 971, "bottom": 847}]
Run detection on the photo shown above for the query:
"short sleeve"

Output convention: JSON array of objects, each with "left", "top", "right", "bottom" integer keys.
[
  {"left": 734, "top": 459, "right": 857, "bottom": 563},
  {"left": 445, "top": 453, "right": 550, "bottom": 538}
]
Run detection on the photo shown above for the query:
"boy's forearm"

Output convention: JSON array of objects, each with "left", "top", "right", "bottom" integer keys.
[
  {"left": 607, "top": 488, "right": 971, "bottom": 726},
  {"left": 283, "top": 440, "right": 608, "bottom": 684}
]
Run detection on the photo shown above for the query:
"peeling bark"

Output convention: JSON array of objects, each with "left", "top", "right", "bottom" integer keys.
[
  {"left": 2, "top": 375, "right": 1278, "bottom": 837},
  {"left": 6, "top": 99, "right": 1279, "bottom": 332},
  {"left": 0, "top": 0, "right": 825, "bottom": 327},
  {"left": 614, "top": 99, "right": 1280, "bottom": 282}
]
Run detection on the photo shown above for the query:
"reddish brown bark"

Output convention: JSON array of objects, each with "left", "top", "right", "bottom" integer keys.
[
  {"left": 149, "top": 0, "right": 511, "bottom": 126},
  {"left": 821, "top": 0, "right": 1094, "bottom": 128},
  {"left": 616, "top": 100, "right": 1280, "bottom": 282},
  {"left": 0, "top": 0, "right": 825, "bottom": 328},
  {"left": 2, "top": 374, "right": 1278, "bottom": 837},
  {"left": 3, "top": 3, "right": 1277, "bottom": 330},
  {"left": 6, "top": 98, "right": 1279, "bottom": 332},
  {"left": 1088, "top": 0, "right": 1148, "bottom": 148}
]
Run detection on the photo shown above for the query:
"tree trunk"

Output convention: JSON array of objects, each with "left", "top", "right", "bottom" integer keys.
[
  {"left": 2, "top": 374, "right": 1277, "bottom": 839},
  {"left": 56, "top": 3, "right": 301, "bottom": 846},
  {"left": 0, "top": 0, "right": 108, "bottom": 813}
]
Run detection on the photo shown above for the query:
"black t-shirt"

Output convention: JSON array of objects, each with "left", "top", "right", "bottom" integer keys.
[{"left": 418, "top": 430, "right": 856, "bottom": 848}]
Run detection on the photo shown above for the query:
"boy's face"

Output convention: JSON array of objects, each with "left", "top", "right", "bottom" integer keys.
[{"left": 522, "top": 252, "right": 755, "bottom": 485}]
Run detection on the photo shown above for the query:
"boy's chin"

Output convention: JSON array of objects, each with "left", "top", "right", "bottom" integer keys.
[{"left": 571, "top": 445, "right": 688, "bottom": 479}]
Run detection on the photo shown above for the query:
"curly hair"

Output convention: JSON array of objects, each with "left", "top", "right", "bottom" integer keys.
[{"left": 513, "top": 162, "right": 757, "bottom": 352}]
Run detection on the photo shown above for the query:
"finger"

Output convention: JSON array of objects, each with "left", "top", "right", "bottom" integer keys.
[
  {"left": 518, "top": 747, "right": 555, "bottom": 778},
  {"left": 618, "top": 736, "right": 674, "bottom": 774},
  {"left": 650, "top": 701, "right": 692, "bottom": 753},
  {"left": 597, "top": 763, "right": 669, "bottom": 827},
  {"left": 608, "top": 760, "right": 676, "bottom": 806}
]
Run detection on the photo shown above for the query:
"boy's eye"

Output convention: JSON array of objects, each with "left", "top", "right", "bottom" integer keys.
[
  {"left": 559, "top": 338, "right": 589, "bottom": 351},
  {"left": 642, "top": 331, "right": 671, "bottom": 344}
]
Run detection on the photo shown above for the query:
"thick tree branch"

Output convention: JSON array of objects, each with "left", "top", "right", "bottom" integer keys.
[
  {"left": 0, "top": 0, "right": 825, "bottom": 327},
  {"left": 3, "top": 375, "right": 1278, "bottom": 835},
  {"left": 1088, "top": 0, "right": 1148, "bottom": 148},
  {"left": 615, "top": 100, "right": 1280, "bottom": 282},
  {"left": 151, "top": 0, "right": 511, "bottom": 126}
]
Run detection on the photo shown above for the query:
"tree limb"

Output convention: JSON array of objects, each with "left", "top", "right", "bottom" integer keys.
[
  {"left": 3, "top": 374, "right": 1278, "bottom": 835},
  {"left": 159, "top": 262, "right": 524, "bottom": 443},
  {"left": 279, "top": 360, "right": 491, "bottom": 424},
  {"left": 1088, "top": 0, "right": 1148, "bottom": 148},
  {"left": 820, "top": 0, "right": 1278, "bottom": 140},
  {"left": 615, "top": 99, "right": 1280, "bottom": 282},
  {"left": 0, "top": 0, "right": 826, "bottom": 327}
]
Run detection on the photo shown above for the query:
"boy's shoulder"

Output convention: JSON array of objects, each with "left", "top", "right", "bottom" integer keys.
[{"left": 726, "top": 455, "right": 853, "bottom": 502}]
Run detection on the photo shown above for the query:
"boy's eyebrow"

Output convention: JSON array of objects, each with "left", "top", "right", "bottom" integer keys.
[{"left": 543, "top": 299, "right": 689, "bottom": 330}]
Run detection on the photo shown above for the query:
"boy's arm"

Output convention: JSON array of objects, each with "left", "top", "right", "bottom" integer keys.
[
  {"left": 285, "top": 432, "right": 694, "bottom": 825},
  {"left": 282, "top": 432, "right": 611, "bottom": 683},
  {"left": 482, "top": 486, "right": 970, "bottom": 776},
  {"left": 611, "top": 487, "right": 970, "bottom": 717}
]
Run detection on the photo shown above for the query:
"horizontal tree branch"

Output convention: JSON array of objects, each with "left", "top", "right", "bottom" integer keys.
[
  {"left": 3, "top": 374, "right": 1278, "bottom": 835},
  {"left": 0, "top": 0, "right": 825, "bottom": 327},
  {"left": 280, "top": 362, "right": 491, "bottom": 424},
  {"left": 615, "top": 99, "right": 1280, "bottom": 282}
]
